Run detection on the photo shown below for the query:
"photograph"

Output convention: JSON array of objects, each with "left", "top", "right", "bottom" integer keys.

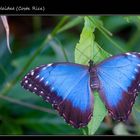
[{"left": 0, "top": 16, "right": 140, "bottom": 135}]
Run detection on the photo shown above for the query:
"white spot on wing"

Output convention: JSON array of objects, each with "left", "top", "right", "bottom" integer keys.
[
  {"left": 25, "top": 80, "right": 28, "bottom": 84},
  {"left": 51, "top": 87, "right": 54, "bottom": 91},
  {"left": 127, "top": 110, "right": 131, "bottom": 115},
  {"left": 126, "top": 53, "right": 131, "bottom": 55},
  {"left": 45, "top": 81, "right": 49, "bottom": 85},
  {"left": 24, "top": 76, "right": 27, "bottom": 79},
  {"left": 40, "top": 77, "right": 44, "bottom": 82},
  {"left": 47, "top": 96, "right": 50, "bottom": 99},
  {"left": 132, "top": 55, "right": 136, "bottom": 58},
  {"left": 63, "top": 113, "right": 66, "bottom": 118},
  {"left": 34, "top": 87, "right": 37, "bottom": 90},
  {"left": 134, "top": 89, "right": 137, "bottom": 92},
  {"left": 36, "top": 75, "right": 39, "bottom": 79},
  {"left": 47, "top": 63, "right": 52, "bottom": 67},
  {"left": 42, "top": 67, "right": 47, "bottom": 70},
  {"left": 29, "top": 84, "right": 32, "bottom": 87},
  {"left": 31, "top": 71, "right": 34, "bottom": 76}
]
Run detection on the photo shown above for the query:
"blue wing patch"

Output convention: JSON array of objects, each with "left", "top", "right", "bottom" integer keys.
[
  {"left": 97, "top": 52, "right": 140, "bottom": 120},
  {"left": 21, "top": 62, "right": 93, "bottom": 128}
]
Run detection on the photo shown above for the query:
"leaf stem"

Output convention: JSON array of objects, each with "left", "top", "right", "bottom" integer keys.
[
  {"left": 88, "top": 16, "right": 125, "bottom": 53},
  {"left": 0, "top": 94, "right": 56, "bottom": 114},
  {"left": 54, "top": 38, "right": 69, "bottom": 62}
]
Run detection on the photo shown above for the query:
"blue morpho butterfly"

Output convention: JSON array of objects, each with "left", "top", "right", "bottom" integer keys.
[{"left": 21, "top": 52, "right": 140, "bottom": 128}]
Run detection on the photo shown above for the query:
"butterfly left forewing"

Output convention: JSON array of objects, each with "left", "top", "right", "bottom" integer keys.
[
  {"left": 21, "top": 62, "right": 93, "bottom": 128},
  {"left": 96, "top": 52, "right": 140, "bottom": 121}
]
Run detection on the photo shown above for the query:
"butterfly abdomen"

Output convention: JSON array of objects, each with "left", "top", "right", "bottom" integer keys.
[{"left": 89, "top": 67, "right": 100, "bottom": 90}]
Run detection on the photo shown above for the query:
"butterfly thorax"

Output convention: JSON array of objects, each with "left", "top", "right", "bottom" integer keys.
[{"left": 88, "top": 60, "right": 100, "bottom": 90}]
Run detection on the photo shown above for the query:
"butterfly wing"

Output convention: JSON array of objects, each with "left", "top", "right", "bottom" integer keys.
[
  {"left": 21, "top": 62, "right": 93, "bottom": 128},
  {"left": 96, "top": 52, "right": 140, "bottom": 121}
]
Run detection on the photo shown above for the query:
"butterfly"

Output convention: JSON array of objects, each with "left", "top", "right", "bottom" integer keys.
[{"left": 21, "top": 52, "right": 140, "bottom": 128}]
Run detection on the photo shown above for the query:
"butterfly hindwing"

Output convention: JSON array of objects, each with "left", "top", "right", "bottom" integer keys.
[
  {"left": 96, "top": 52, "right": 140, "bottom": 120},
  {"left": 21, "top": 62, "right": 93, "bottom": 128}
]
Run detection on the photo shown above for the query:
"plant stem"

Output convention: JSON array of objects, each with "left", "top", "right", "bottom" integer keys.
[
  {"left": 54, "top": 38, "right": 69, "bottom": 62},
  {"left": 51, "top": 16, "right": 70, "bottom": 37},
  {"left": 88, "top": 16, "right": 125, "bottom": 53},
  {"left": 0, "top": 94, "right": 56, "bottom": 114}
]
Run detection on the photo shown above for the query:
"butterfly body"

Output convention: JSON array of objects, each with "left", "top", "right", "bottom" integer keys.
[
  {"left": 21, "top": 52, "right": 140, "bottom": 128},
  {"left": 88, "top": 61, "right": 100, "bottom": 90}
]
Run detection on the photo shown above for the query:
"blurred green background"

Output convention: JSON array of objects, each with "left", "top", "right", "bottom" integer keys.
[{"left": 1, "top": 16, "right": 140, "bottom": 135}]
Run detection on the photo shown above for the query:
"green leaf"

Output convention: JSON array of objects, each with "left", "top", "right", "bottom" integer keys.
[
  {"left": 75, "top": 16, "right": 95, "bottom": 65},
  {"left": 75, "top": 16, "right": 110, "bottom": 135},
  {"left": 88, "top": 92, "right": 107, "bottom": 135},
  {"left": 91, "top": 42, "right": 111, "bottom": 63},
  {"left": 87, "top": 16, "right": 112, "bottom": 37},
  {"left": 75, "top": 16, "right": 110, "bottom": 65}
]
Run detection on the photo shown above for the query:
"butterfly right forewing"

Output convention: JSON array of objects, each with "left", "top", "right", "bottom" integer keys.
[{"left": 96, "top": 52, "right": 140, "bottom": 121}]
